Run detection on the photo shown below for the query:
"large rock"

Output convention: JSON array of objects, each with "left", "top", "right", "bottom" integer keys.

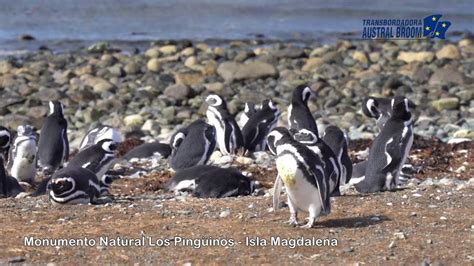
[
  {"left": 302, "top": 57, "right": 324, "bottom": 72},
  {"left": 352, "top": 51, "right": 368, "bottom": 64},
  {"left": 32, "top": 88, "right": 63, "bottom": 102},
  {"left": 429, "top": 68, "right": 466, "bottom": 85},
  {"left": 146, "top": 58, "right": 161, "bottom": 72},
  {"left": 431, "top": 97, "right": 460, "bottom": 111},
  {"left": 436, "top": 44, "right": 460, "bottom": 60},
  {"left": 82, "top": 76, "right": 115, "bottom": 93},
  {"left": 217, "top": 61, "right": 278, "bottom": 81},
  {"left": 159, "top": 45, "right": 177, "bottom": 55},
  {"left": 164, "top": 84, "right": 193, "bottom": 100},
  {"left": 175, "top": 71, "right": 204, "bottom": 86},
  {"left": 397, "top": 51, "right": 434, "bottom": 63}
]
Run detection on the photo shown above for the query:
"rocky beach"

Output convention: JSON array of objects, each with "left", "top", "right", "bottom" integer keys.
[{"left": 0, "top": 37, "right": 473, "bottom": 264}]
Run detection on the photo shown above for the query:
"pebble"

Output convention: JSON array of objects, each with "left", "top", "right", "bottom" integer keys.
[
  {"left": 397, "top": 51, "right": 434, "bottom": 63},
  {"left": 146, "top": 58, "right": 161, "bottom": 72},
  {"left": 393, "top": 232, "right": 406, "bottom": 240},
  {"left": 217, "top": 61, "right": 278, "bottom": 81},
  {"left": 219, "top": 209, "right": 231, "bottom": 218},
  {"left": 436, "top": 44, "right": 461, "bottom": 60}
]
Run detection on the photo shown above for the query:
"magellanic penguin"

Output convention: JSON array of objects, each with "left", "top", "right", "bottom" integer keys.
[
  {"left": 238, "top": 102, "right": 258, "bottom": 128},
  {"left": 351, "top": 96, "right": 414, "bottom": 193},
  {"left": 362, "top": 96, "right": 416, "bottom": 130},
  {"left": 8, "top": 125, "right": 37, "bottom": 184},
  {"left": 267, "top": 127, "right": 331, "bottom": 228},
  {"left": 79, "top": 125, "right": 122, "bottom": 151},
  {"left": 168, "top": 119, "right": 216, "bottom": 171},
  {"left": 68, "top": 139, "right": 118, "bottom": 195},
  {"left": 38, "top": 101, "right": 69, "bottom": 174},
  {"left": 205, "top": 94, "right": 244, "bottom": 155},
  {"left": 0, "top": 156, "right": 24, "bottom": 198},
  {"left": 0, "top": 126, "right": 11, "bottom": 163},
  {"left": 293, "top": 128, "right": 342, "bottom": 197},
  {"left": 288, "top": 85, "right": 318, "bottom": 135},
  {"left": 242, "top": 99, "right": 280, "bottom": 152},
  {"left": 165, "top": 165, "right": 255, "bottom": 198},
  {"left": 48, "top": 166, "right": 101, "bottom": 205},
  {"left": 124, "top": 142, "right": 172, "bottom": 160},
  {"left": 322, "top": 125, "right": 353, "bottom": 186}
]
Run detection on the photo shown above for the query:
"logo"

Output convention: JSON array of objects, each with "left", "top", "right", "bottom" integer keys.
[{"left": 361, "top": 14, "right": 451, "bottom": 40}]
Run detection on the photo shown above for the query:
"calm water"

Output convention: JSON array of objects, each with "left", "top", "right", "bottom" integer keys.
[{"left": 0, "top": 0, "right": 473, "bottom": 51}]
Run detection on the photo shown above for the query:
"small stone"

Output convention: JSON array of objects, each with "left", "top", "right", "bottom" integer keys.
[
  {"left": 175, "top": 71, "right": 204, "bottom": 86},
  {"left": 393, "top": 232, "right": 406, "bottom": 240},
  {"left": 219, "top": 209, "right": 231, "bottom": 218},
  {"left": 342, "top": 247, "right": 354, "bottom": 253},
  {"left": 397, "top": 51, "right": 434, "bottom": 63},
  {"left": 369, "top": 52, "right": 381, "bottom": 62},
  {"left": 163, "top": 84, "right": 193, "bottom": 100},
  {"left": 141, "top": 119, "right": 161, "bottom": 133},
  {"left": 427, "top": 239, "right": 433, "bottom": 244},
  {"left": 159, "top": 45, "right": 177, "bottom": 55},
  {"left": 440, "top": 216, "right": 448, "bottom": 220},
  {"left": 431, "top": 97, "right": 460, "bottom": 111},
  {"left": 429, "top": 68, "right": 466, "bottom": 85},
  {"left": 352, "top": 51, "right": 368, "bottom": 64},
  {"left": 146, "top": 58, "right": 161, "bottom": 72},
  {"left": 181, "top": 47, "right": 195, "bottom": 56},
  {"left": 204, "top": 82, "right": 224, "bottom": 92},
  {"left": 235, "top": 156, "right": 253, "bottom": 165},
  {"left": 370, "top": 216, "right": 381, "bottom": 222},
  {"left": 217, "top": 61, "right": 278, "bottom": 81},
  {"left": 410, "top": 212, "right": 417, "bottom": 217},
  {"left": 184, "top": 56, "right": 198, "bottom": 68},
  {"left": 124, "top": 114, "right": 144, "bottom": 127},
  {"left": 389, "top": 241, "right": 396, "bottom": 249},
  {"left": 302, "top": 57, "right": 324, "bottom": 72},
  {"left": 124, "top": 62, "right": 140, "bottom": 75},
  {"left": 145, "top": 47, "right": 161, "bottom": 58},
  {"left": 436, "top": 44, "right": 461, "bottom": 60}
]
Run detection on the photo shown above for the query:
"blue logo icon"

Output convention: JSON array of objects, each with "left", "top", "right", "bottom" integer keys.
[{"left": 423, "top": 14, "right": 451, "bottom": 39}]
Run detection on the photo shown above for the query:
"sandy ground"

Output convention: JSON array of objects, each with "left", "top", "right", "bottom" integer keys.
[{"left": 0, "top": 137, "right": 472, "bottom": 264}]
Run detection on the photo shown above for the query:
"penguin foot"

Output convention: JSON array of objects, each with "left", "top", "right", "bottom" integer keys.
[
  {"left": 284, "top": 213, "right": 298, "bottom": 227},
  {"left": 299, "top": 217, "right": 316, "bottom": 229}
]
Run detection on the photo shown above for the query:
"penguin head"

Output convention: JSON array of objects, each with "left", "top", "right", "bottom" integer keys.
[
  {"left": 0, "top": 127, "right": 11, "bottom": 149},
  {"left": 50, "top": 177, "right": 75, "bottom": 195},
  {"left": 293, "top": 128, "right": 318, "bottom": 145},
  {"left": 261, "top": 99, "right": 278, "bottom": 112},
  {"left": 171, "top": 131, "right": 186, "bottom": 150},
  {"left": 362, "top": 97, "right": 381, "bottom": 119},
  {"left": 244, "top": 102, "right": 256, "bottom": 115},
  {"left": 98, "top": 139, "right": 118, "bottom": 153},
  {"left": 205, "top": 94, "right": 225, "bottom": 108},
  {"left": 267, "top": 127, "right": 292, "bottom": 155},
  {"left": 293, "top": 85, "right": 314, "bottom": 104},
  {"left": 17, "top": 124, "right": 35, "bottom": 137},
  {"left": 49, "top": 101, "right": 64, "bottom": 116},
  {"left": 390, "top": 96, "right": 412, "bottom": 121}
]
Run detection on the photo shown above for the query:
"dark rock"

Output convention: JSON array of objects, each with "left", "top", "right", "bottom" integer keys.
[{"left": 164, "top": 84, "right": 193, "bottom": 100}]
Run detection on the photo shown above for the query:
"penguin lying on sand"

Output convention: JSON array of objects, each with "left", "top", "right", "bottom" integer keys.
[
  {"left": 124, "top": 142, "right": 172, "bottom": 160},
  {"left": 48, "top": 166, "right": 101, "bottom": 205}
]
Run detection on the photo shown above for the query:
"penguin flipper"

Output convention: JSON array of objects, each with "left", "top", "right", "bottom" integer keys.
[{"left": 272, "top": 174, "right": 282, "bottom": 212}]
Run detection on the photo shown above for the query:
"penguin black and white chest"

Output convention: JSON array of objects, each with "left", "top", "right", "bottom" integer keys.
[
  {"left": 205, "top": 94, "right": 244, "bottom": 155},
  {"left": 287, "top": 85, "right": 318, "bottom": 135},
  {"left": 79, "top": 125, "right": 122, "bottom": 151},
  {"left": 238, "top": 102, "right": 258, "bottom": 128},
  {"left": 0, "top": 156, "right": 24, "bottom": 198},
  {"left": 322, "top": 125, "right": 353, "bottom": 186},
  {"left": 9, "top": 125, "right": 37, "bottom": 184},
  {"left": 293, "top": 128, "right": 342, "bottom": 196},
  {"left": 68, "top": 139, "right": 118, "bottom": 194},
  {"left": 48, "top": 166, "right": 101, "bottom": 205},
  {"left": 0, "top": 126, "right": 11, "bottom": 163},
  {"left": 267, "top": 127, "right": 331, "bottom": 228},
  {"left": 351, "top": 96, "right": 414, "bottom": 193},
  {"left": 242, "top": 99, "right": 280, "bottom": 152},
  {"left": 38, "top": 101, "right": 69, "bottom": 174},
  {"left": 169, "top": 119, "right": 216, "bottom": 171}
]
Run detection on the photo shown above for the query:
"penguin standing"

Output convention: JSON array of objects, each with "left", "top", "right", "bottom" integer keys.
[
  {"left": 205, "top": 94, "right": 243, "bottom": 155},
  {"left": 37, "top": 101, "right": 69, "bottom": 174},
  {"left": 293, "top": 128, "right": 342, "bottom": 196},
  {"left": 8, "top": 125, "right": 37, "bottom": 184},
  {"left": 267, "top": 127, "right": 331, "bottom": 228},
  {"left": 242, "top": 99, "right": 279, "bottom": 152},
  {"left": 0, "top": 126, "right": 11, "bottom": 163},
  {"left": 79, "top": 125, "right": 122, "bottom": 151},
  {"left": 68, "top": 139, "right": 118, "bottom": 195},
  {"left": 238, "top": 102, "right": 258, "bottom": 128},
  {"left": 322, "top": 125, "right": 352, "bottom": 186},
  {"left": 362, "top": 96, "right": 416, "bottom": 130},
  {"left": 169, "top": 120, "right": 216, "bottom": 171},
  {"left": 351, "top": 96, "right": 414, "bottom": 193},
  {"left": 287, "top": 85, "right": 318, "bottom": 135},
  {"left": 165, "top": 165, "right": 255, "bottom": 198},
  {"left": 48, "top": 166, "right": 101, "bottom": 205},
  {"left": 0, "top": 156, "right": 24, "bottom": 198}
]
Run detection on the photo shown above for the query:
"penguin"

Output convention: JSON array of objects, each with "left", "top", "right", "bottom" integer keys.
[
  {"left": 238, "top": 102, "right": 258, "bottom": 128},
  {"left": 37, "top": 101, "right": 69, "bottom": 174},
  {"left": 165, "top": 165, "right": 255, "bottom": 198},
  {"left": 8, "top": 125, "right": 37, "bottom": 184},
  {"left": 48, "top": 166, "right": 101, "bottom": 205},
  {"left": 0, "top": 156, "right": 24, "bottom": 198},
  {"left": 68, "top": 139, "right": 118, "bottom": 195},
  {"left": 350, "top": 96, "right": 414, "bottom": 193},
  {"left": 351, "top": 160, "right": 416, "bottom": 187},
  {"left": 287, "top": 85, "right": 318, "bottom": 135},
  {"left": 79, "top": 125, "right": 122, "bottom": 151},
  {"left": 362, "top": 96, "right": 416, "bottom": 130},
  {"left": 0, "top": 126, "right": 11, "bottom": 163},
  {"left": 266, "top": 127, "right": 331, "bottom": 228},
  {"left": 123, "top": 142, "right": 172, "bottom": 160},
  {"left": 205, "top": 94, "right": 244, "bottom": 155},
  {"left": 322, "top": 125, "right": 353, "bottom": 186},
  {"left": 242, "top": 99, "right": 279, "bottom": 152},
  {"left": 293, "top": 128, "right": 342, "bottom": 196},
  {"left": 169, "top": 119, "right": 216, "bottom": 171}
]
